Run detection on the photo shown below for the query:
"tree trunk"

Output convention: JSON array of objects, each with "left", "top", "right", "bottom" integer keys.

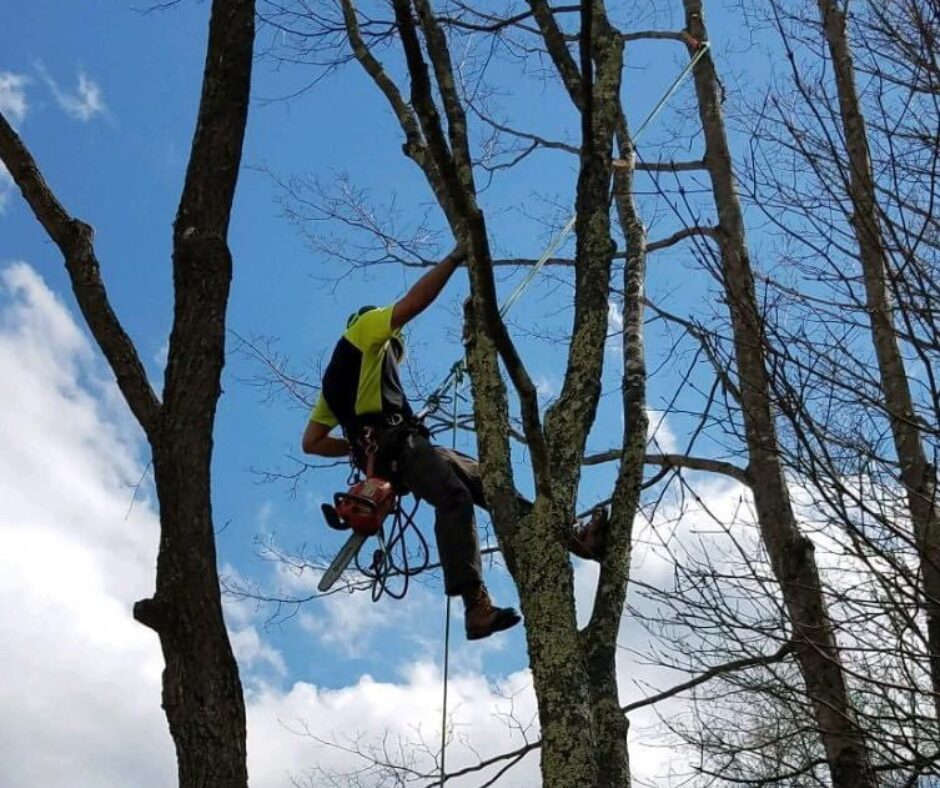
[
  {"left": 0, "top": 1, "right": 256, "bottom": 785},
  {"left": 578, "top": 114, "right": 649, "bottom": 788},
  {"left": 464, "top": 311, "right": 599, "bottom": 788},
  {"left": 137, "top": 2, "right": 255, "bottom": 783},
  {"left": 143, "top": 438, "right": 248, "bottom": 787},
  {"left": 682, "top": 2, "right": 877, "bottom": 785},
  {"left": 817, "top": 0, "right": 940, "bottom": 730},
  {"left": 516, "top": 508, "right": 600, "bottom": 786}
]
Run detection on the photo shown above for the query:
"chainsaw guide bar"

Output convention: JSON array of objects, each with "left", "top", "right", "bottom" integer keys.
[{"left": 318, "top": 531, "right": 368, "bottom": 592}]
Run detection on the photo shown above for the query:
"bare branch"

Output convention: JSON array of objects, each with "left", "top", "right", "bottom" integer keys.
[
  {"left": 622, "top": 29, "right": 699, "bottom": 43},
  {"left": 647, "top": 224, "right": 719, "bottom": 253},
  {"left": 633, "top": 159, "right": 707, "bottom": 172},
  {"left": 0, "top": 113, "right": 162, "bottom": 438}
]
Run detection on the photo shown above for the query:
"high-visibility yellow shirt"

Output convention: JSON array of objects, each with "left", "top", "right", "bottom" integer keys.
[{"left": 309, "top": 305, "right": 411, "bottom": 431}]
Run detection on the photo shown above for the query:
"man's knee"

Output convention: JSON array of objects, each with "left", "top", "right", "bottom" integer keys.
[{"left": 437, "top": 480, "right": 474, "bottom": 522}]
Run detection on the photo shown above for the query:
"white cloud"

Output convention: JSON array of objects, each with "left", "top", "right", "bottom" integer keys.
[
  {"left": 646, "top": 408, "right": 679, "bottom": 454},
  {"left": 607, "top": 298, "right": 625, "bottom": 355},
  {"left": 152, "top": 339, "right": 168, "bottom": 374},
  {"left": 608, "top": 298, "right": 624, "bottom": 332},
  {"left": 246, "top": 663, "right": 543, "bottom": 787},
  {"left": 0, "top": 162, "right": 12, "bottom": 214},
  {"left": 36, "top": 63, "right": 105, "bottom": 122},
  {"left": 276, "top": 555, "right": 441, "bottom": 660},
  {"left": 534, "top": 373, "right": 558, "bottom": 400},
  {"left": 0, "top": 261, "right": 764, "bottom": 787},
  {"left": 0, "top": 71, "right": 29, "bottom": 125},
  {"left": 0, "top": 262, "right": 173, "bottom": 787}
]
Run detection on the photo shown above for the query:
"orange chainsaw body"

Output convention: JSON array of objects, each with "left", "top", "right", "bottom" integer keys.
[{"left": 326, "top": 477, "right": 396, "bottom": 536}]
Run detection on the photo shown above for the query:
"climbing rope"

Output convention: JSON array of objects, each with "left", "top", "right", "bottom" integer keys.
[
  {"left": 439, "top": 367, "right": 461, "bottom": 786},
  {"left": 357, "top": 496, "right": 429, "bottom": 601},
  {"left": 418, "top": 40, "right": 711, "bottom": 423}
]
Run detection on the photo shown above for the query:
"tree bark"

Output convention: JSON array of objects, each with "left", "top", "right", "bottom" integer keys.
[
  {"left": 388, "top": 3, "right": 600, "bottom": 784},
  {"left": 0, "top": 1, "right": 255, "bottom": 785},
  {"left": 579, "top": 113, "right": 648, "bottom": 788},
  {"left": 817, "top": 0, "right": 940, "bottom": 731},
  {"left": 682, "top": 1, "right": 878, "bottom": 785}
]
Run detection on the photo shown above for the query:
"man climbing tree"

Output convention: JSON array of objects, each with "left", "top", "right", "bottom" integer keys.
[{"left": 302, "top": 246, "right": 608, "bottom": 640}]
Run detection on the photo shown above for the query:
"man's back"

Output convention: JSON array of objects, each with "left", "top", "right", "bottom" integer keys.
[{"left": 311, "top": 305, "right": 412, "bottom": 438}]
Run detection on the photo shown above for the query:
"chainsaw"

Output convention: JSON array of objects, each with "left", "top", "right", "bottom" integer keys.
[{"left": 318, "top": 475, "right": 398, "bottom": 592}]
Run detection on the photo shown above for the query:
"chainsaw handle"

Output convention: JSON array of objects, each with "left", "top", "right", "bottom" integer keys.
[{"left": 334, "top": 492, "right": 379, "bottom": 513}]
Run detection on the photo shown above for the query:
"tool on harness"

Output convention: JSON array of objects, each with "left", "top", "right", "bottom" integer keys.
[
  {"left": 320, "top": 425, "right": 398, "bottom": 537},
  {"left": 322, "top": 476, "right": 397, "bottom": 536},
  {"left": 318, "top": 423, "right": 430, "bottom": 598}
]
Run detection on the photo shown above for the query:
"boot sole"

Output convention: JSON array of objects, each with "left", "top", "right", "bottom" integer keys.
[{"left": 466, "top": 609, "right": 522, "bottom": 641}]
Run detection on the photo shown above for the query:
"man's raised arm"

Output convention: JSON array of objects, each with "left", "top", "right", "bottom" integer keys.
[{"left": 391, "top": 246, "right": 465, "bottom": 329}]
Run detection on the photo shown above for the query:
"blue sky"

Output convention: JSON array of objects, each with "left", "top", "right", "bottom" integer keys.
[{"left": 0, "top": 2, "right": 778, "bottom": 785}]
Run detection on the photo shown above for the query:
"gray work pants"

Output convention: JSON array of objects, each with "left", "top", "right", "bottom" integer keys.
[{"left": 374, "top": 428, "right": 496, "bottom": 595}]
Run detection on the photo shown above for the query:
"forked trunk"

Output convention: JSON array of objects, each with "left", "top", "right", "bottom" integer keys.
[{"left": 682, "top": 1, "right": 877, "bottom": 784}]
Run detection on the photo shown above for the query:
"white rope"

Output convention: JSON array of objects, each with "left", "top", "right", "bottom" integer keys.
[
  {"left": 438, "top": 368, "right": 461, "bottom": 786},
  {"left": 421, "top": 42, "right": 711, "bottom": 418}
]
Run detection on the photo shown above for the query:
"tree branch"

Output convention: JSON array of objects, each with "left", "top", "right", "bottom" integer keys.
[
  {"left": 396, "top": 0, "right": 551, "bottom": 491},
  {"left": 582, "top": 449, "right": 751, "bottom": 485},
  {"left": 340, "top": 0, "right": 455, "bottom": 223},
  {"left": 0, "top": 113, "right": 162, "bottom": 438},
  {"left": 646, "top": 224, "right": 719, "bottom": 253},
  {"left": 527, "top": 0, "right": 584, "bottom": 108},
  {"left": 622, "top": 29, "right": 697, "bottom": 43},
  {"left": 621, "top": 641, "right": 793, "bottom": 713},
  {"left": 163, "top": 0, "right": 255, "bottom": 423},
  {"left": 632, "top": 158, "right": 707, "bottom": 172}
]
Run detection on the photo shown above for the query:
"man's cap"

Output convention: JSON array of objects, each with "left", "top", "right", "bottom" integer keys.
[{"left": 347, "top": 305, "right": 378, "bottom": 328}]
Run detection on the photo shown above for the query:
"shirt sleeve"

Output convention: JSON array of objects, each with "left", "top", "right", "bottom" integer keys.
[
  {"left": 310, "top": 393, "right": 338, "bottom": 428},
  {"left": 345, "top": 304, "right": 395, "bottom": 351}
]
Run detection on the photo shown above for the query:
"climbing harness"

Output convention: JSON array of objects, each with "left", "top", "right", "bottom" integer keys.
[{"left": 318, "top": 425, "right": 431, "bottom": 597}]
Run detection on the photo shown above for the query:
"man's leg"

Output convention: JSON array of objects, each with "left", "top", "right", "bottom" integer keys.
[
  {"left": 395, "top": 435, "right": 482, "bottom": 596},
  {"left": 434, "top": 446, "right": 532, "bottom": 514},
  {"left": 395, "top": 433, "right": 520, "bottom": 639},
  {"left": 434, "top": 446, "right": 608, "bottom": 560}
]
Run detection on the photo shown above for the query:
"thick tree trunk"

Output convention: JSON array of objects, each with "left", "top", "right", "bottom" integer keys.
[
  {"left": 0, "top": 0, "right": 254, "bottom": 776},
  {"left": 0, "top": 1, "right": 256, "bottom": 785},
  {"left": 817, "top": 0, "right": 940, "bottom": 729},
  {"left": 464, "top": 310, "right": 599, "bottom": 788},
  {"left": 682, "top": 2, "right": 878, "bottom": 785},
  {"left": 515, "top": 508, "right": 599, "bottom": 786},
  {"left": 577, "top": 115, "right": 649, "bottom": 788},
  {"left": 133, "top": 2, "right": 255, "bottom": 783},
  {"left": 143, "top": 439, "right": 248, "bottom": 787}
]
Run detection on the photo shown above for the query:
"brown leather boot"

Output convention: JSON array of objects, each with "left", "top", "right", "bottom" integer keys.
[
  {"left": 569, "top": 506, "right": 609, "bottom": 561},
  {"left": 463, "top": 584, "right": 521, "bottom": 641}
]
